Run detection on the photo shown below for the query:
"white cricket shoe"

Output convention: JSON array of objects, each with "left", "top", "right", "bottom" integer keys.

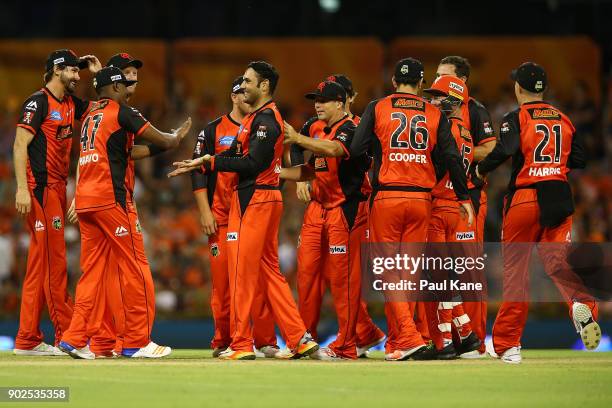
[
  {"left": 13, "top": 342, "right": 66, "bottom": 356},
  {"left": 356, "top": 335, "right": 386, "bottom": 358},
  {"left": 459, "top": 350, "right": 486, "bottom": 359},
  {"left": 500, "top": 347, "right": 522, "bottom": 364},
  {"left": 257, "top": 345, "right": 280, "bottom": 358},
  {"left": 58, "top": 341, "right": 95, "bottom": 360},
  {"left": 310, "top": 347, "right": 344, "bottom": 361},
  {"left": 572, "top": 302, "right": 601, "bottom": 351},
  {"left": 125, "top": 342, "right": 172, "bottom": 358}
]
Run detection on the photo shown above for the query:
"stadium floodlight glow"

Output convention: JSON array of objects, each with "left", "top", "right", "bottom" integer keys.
[{"left": 319, "top": 0, "right": 340, "bottom": 13}]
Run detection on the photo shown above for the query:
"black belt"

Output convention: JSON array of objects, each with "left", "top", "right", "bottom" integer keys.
[{"left": 254, "top": 185, "right": 280, "bottom": 190}]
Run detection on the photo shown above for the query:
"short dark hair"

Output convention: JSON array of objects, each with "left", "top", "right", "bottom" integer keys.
[
  {"left": 247, "top": 61, "right": 279, "bottom": 94},
  {"left": 439, "top": 56, "right": 471, "bottom": 79},
  {"left": 43, "top": 64, "right": 66, "bottom": 83}
]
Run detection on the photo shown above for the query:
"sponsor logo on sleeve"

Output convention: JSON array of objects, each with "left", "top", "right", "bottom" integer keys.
[
  {"left": 336, "top": 132, "right": 348, "bottom": 142},
  {"left": 22, "top": 111, "right": 33, "bottom": 124},
  {"left": 483, "top": 121, "right": 494, "bottom": 136},
  {"left": 256, "top": 125, "right": 267, "bottom": 140},
  {"left": 329, "top": 245, "right": 347, "bottom": 254},
  {"left": 226, "top": 232, "right": 238, "bottom": 241},
  {"left": 500, "top": 122, "right": 510, "bottom": 133},
  {"left": 25, "top": 101, "right": 38, "bottom": 111}
]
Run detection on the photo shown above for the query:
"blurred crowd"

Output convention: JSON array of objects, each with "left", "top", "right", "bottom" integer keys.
[{"left": 0, "top": 70, "right": 610, "bottom": 319}]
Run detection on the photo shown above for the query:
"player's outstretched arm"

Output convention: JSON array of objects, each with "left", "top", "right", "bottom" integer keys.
[
  {"left": 140, "top": 117, "right": 192, "bottom": 150},
  {"left": 280, "top": 165, "right": 315, "bottom": 182},
  {"left": 13, "top": 127, "right": 34, "bottom": 216},
  {"left": 283, "top": 121, "right": 345, "bottom": 157},
  {"left": 168, "top": 155, "right": 209, "bottom": 178}
]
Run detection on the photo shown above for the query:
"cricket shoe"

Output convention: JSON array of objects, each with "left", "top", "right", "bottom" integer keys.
[
  {"left": 122, "top": 342, "right": 172, "bottom": 358},
  {"left": 218, "top": 347, "right": 256, "bottom": 360},
  {"left": 486, "top": 340, "right": 521, "bottom": 364},
  {"left": 13, "top": 342, "right": 67, "bottom": 356},
  {"left": 457, "top": 332, "right": 482, "bottom": 356},
  {"left": 385, "top": 343, "right": 436, "bottom": 361},
  {"left": 58, "top": 341, "right": 95, "bottom": 360},
  {"left": 436, "top": 343, "right": 458, "bottom": 360},
  {"left": 290, "top": 333, "right": 319, "bottom": 359},
  {"left": 212, "top": 347, "right": 228, "bottom": 358},
  {"left": 94, "top": 350, "right": 119, "bottom": 359},
  {"left": 256, "top": 345, "right": 281, "bottom": 358},
  {"left": 310, "top": 347, "right": 344, "bottom": 361},
  {"left": 459, "top": 350, "right": 486, "bottom": 359},
  {"left": 572, "top": 302, "right": 601, "bottom": 351},
  {"left": 356, "top": 335, "right": 386, "bottom": 358}
]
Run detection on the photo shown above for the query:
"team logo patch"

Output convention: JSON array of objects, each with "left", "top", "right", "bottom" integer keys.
[
  {"left": 314, "top": 156, "right": 328, "bottom": 172},
  {"left": 35, "top": 220, "right": 45, "bottom": 232},
  {"left": 256, "top": 125, "right": 267, "bottom": 140},
  {"left": 227, "top": 232, "right": 238, "bottom": 241},
  {"left": 219, "top": 136, "right": 235, "bottom": 146},
  {"left": 500, "top": 122, "right": 510, "bottom": 133},
  {"left": 22, "top": 111, "right": 33, "bottom": 124},
  {"left": 135, "top": 218, "right": 142, "bottom": 233},
  {"left": 55, "top": 124, "right": 73, "bottom": 140},
  {"left": 52, "top": 216, "right": 62, "bottom": 231},
  {"left": 391, "top": 97, "right": 425, "bottom": 111},
  {"left": 535, "top": 80, "right": 544, "bottom": 91},
  {"left": 235, "top": 141, "right": 243, "bottom": 155},
  {"left": 49, "top": 110, "right": 62, "bottom": 121},
  {"left": 336, "top": 132, "right": 348, "bottom": 142},
  {"left": 25, "top": 100, "right": 38, "bottom": 111},
  {"left": 483, "top": 121, "right": 494, "bottom": 136},
  {"left": 195, "top": 141, "right": 202, "bottom": 155},
  {"left": 210, "top": 243, "right": 220, "bottom": 257},
  {"left": 456, "top": 231, "right": 475, "bottom": 241},
  {"left": 400, "top": 65, "right": 409, "bottom": 74},
  {"left": 115, "top": 226, "right": 129, "bottom": 237},
  {"left": 329, "top": 245, "right": 347, "bottom": 255},
  {"left": 528, "top": 108, "right": 561, "bottom": 120}
]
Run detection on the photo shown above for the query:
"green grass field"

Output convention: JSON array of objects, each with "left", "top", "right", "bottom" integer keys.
[{"left": 1, "top": 350, "right": 611, "bottom": 408}]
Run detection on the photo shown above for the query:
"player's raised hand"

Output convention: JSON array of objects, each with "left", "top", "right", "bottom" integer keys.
[
  {"left": 459, "top": 201, "right": 475, "bottom": 227},
  {"left": 67, "top": 198, "right": 78, "bottom": 224},
  {"left": 172, "top": 117, "right": 192, "bottom": 143},
  {"left": 80, "top": 55, "right": 102, "bottom": 73},
  {"left": 15, "top": 188, "right": 31, "bottom": 216},
  {"left": 167, "top": 155, "right": 210, "bottom": 178},
  {"left": 283, "top": 121, "right": 301, "bottom": 145},
  {"left": 296, "top": 181, "right": 311, "bottom": 202}
]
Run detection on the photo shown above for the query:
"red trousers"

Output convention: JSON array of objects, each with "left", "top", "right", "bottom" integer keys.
[
  {"left": 227, "top": 189, "right": 306, "bottom": 352},
  {"left": 16, "top": 184, "right": 73, "bottom": 349},
  {"left": 424, "top": 198, "right": 475, "bottom": 350},
  {"left": 62, "top": 204, "right": 155, "bottom": 349},
  {"left": 492, "top": 189, "right": 598, "bottom": 354},
  {"left": 209, "top": 224, "right": 277, "bottom": 350},
  {"left": 296, "top": 200, "right": 378, "bottom": 358},
  {"left": 369, "top": 191, "right": 431, "bottom": 353}
]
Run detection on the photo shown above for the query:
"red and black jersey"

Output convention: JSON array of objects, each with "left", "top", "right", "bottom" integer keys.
[
  {"left": 304, "top": 116, "right": 371, "bottom": 208},
  {"left": 75, "top": 98, "right": 150, "bottom": 213},
  {"left": 349, "top": 92, "right": 469, "bottom": 201},
  {"left": 478, "top": 101, "right": 584, "bottom": 189},
  {"left": 208, "top": 100, "right": 284, "bottom": 189},
  {"left": 461, "top": 97, "right": 495, "bottom": 148},
  {"left": 16, "top": 87, "right": 90, "bottom": 194},
  {"left": 191, "top": 114, "right": 240, "bottom": 226},
  {"left": 432, "top": 116, "right": 475, "bottom": 200},
  {"left": 289, "top": 116, "right": 326, "bottom": 166}
]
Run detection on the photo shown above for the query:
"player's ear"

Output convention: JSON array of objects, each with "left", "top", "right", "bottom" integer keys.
[{"left": 391, "top": 76, "right": 397, "bottom": 88}]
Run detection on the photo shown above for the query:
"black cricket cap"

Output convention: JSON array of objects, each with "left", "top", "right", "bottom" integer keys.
[
  {"left": 394, "top": 57, "right": 425, "bottom": 84},
  {"left": 511, "top": 62, "right": 547, "bottom": 93},
  {"left": 326, "top": 74, "right": 354, "bottom": 97},
  {"left": 305, "top": 81, "right": 346, "bottom": 103},
  {"left": 231, "top": 76, "right": 245, "bottom": 94},
  {"left": 45, "top": 49, "right": 88, "bottom": 71},
  {"left": 106, "top": 53, "right": 143, "bottom": 70},
  {"left": 93, "top": 67, "right": 137, "bottom": 92}
]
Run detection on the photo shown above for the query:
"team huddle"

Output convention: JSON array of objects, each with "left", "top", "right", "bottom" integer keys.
[{"left": 12, "top": 49, "right": 601, "bottom": 363}]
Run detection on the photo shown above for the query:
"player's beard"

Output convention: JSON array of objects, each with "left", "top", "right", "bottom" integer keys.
[{"left": 60, "top": 71, "right": 77, "bottom": 94}]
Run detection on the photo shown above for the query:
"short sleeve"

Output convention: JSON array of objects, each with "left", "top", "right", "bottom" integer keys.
[
  {"left": 16, "top": 93, "right": 47, "bottom": 134},
  {"left": 118, "top": 105, "right": 150, "bottom": 136},
  {"left": 71, "top": 95, "right": 92, "bottom": 121}
]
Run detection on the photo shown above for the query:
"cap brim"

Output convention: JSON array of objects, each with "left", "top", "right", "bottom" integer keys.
[
  {"left": 121, "top": 80, "right": 138, "bottom": 87},
  {"left": 510, "top": 69, "right": 518, "bottom": 81},
  {"left": 305, "top": 92, "right": 343, "bottom": 102},
  {"left": 423, "top": 88, "right": 446, "bottom": 96},
  {"left": 127, "top": 59, "right": 143, "bottom": 69},
  {"left": 231, "top": 88, "right": 245, "bottom": 94}
]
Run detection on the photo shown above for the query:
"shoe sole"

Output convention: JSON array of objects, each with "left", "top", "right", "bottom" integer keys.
[
  {"left": 219, "top": 352, "right": 256, "bottom": 360},
  {"left": 292, "top": 343, "right": 319, "bottom": 360},
  {"left": 501, "top": 357, "right": 522, "bottom": 364},
  {"left": 581, "top": 321, "right": 602, "bottom": 350},
  {"left": 13, "top": 350, "right": 56, "bottom": 356},
  {"left": 58, "top": 344, "right": 94, "bottom": 360},
  {"left": 357, "top": 336, "right": 386, "bottom": 357},
  {"left": 436, "top": 352, "right": 457, "bottom": 360}
]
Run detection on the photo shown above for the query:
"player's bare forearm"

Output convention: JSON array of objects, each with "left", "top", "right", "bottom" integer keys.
[
  {"left": 193, "top": 189, "right": 212, "bottom": 216},
  {"left": 473, "top": 140, "right": 496, "bottom": 161},
  {"left": 293, "top": 134, "right": 344, "bottom": 158},
  {"left": 140, "top": 117, "right": 192, "bottom": 150},
  {"left": 131, "top": 145, "right": 151, "bottom": 160},
  {"left": 280, "top": 165, "right": 315, "bottom": 182},
  {"left": 13, "top": 128, "right": 33, "bottom": 191}
]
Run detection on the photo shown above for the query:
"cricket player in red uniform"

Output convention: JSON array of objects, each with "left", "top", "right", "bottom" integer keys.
[
  {"left": 422, "top": 75, "right": 482, "bottom": 359},
  {"left": 288, "top": 76, "right": 385, "bottom": 358},
  {"left": 349, "top": 58, "right": 474, "bottom": 361},
  {"left": 476, "top": 62, "right": 600, "bottom": 363},
  {"left": 436, "top": 56, "right": 496, "bottom": 355},
  {"left": 59, "top": 67, "right": 191, "bottom": 359},
  {"left": 170, "top": 61, "right": 318, "bottom": 360},
  {"left": 281, "top": 81, "right": 376, "bottom": 360},
  {"left": 12, "top": 49, "right": 101, "bottom": 356},
  {"left": 191, "top": 77, "right": 280, "bottom": 358}
]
